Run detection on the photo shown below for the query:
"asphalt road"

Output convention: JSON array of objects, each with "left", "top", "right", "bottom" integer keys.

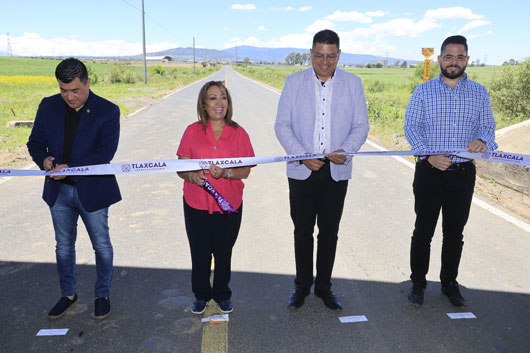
[{"left": 0, "top": 66, "right": 529, "bottom": 353}]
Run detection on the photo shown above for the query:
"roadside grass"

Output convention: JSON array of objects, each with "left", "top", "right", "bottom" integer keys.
[
  {"left": 0, "top": 57, "right": 220, "bottom": 150},
  {"left": 233, "top": 64, "right": 526, "bottom": 149}
]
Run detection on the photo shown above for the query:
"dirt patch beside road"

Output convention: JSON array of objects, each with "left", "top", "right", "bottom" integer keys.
[
  {"left": 371, "top": 125, "right": 530, "bottom": 222},
  {"left": 475, "top": 119, "right": 530, "bottom": 220}
]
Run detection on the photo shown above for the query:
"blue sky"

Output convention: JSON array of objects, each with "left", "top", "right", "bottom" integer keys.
[{"left": 0, "top": 0, "right": 528, "bottom": 64}]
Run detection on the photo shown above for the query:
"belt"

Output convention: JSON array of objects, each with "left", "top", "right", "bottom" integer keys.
[
  {"left": 446, "top": 161, "right": 474, "bottom": 171},
  {"left": 417, "top": 159, "right": 474, "bottom": 171},
  {"left": 61, "top": 177, "right": 76, "bottom": 185}
]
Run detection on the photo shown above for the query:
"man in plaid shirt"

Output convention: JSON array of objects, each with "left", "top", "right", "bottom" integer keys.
[{"left": 404, "top": 35, "right": 498, "bottom": 308}]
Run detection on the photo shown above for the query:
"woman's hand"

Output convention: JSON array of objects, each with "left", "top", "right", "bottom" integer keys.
[
  {"left": 190, "top": 170, "right": 207, "bottom": 186},
  {"left": 208, "top": 164, "right": 225, "bottom": 179}
]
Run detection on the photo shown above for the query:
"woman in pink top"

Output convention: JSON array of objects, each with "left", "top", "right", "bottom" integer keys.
[{"left": 177, "top": 81, "right": 254, "bottom": 315}]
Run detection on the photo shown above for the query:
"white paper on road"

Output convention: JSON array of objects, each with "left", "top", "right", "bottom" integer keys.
[
  {"left": 201, "top": 314, "right": 229, "bottom": 323},
  {"left": 339, "top": 315, "right": 368, "bottom": 323},
  {"left": 36, "top": 328, "right": 69, "bottom": 336},
  {"left": 447, "top": 312, "right": 477, "bottom": 319}
]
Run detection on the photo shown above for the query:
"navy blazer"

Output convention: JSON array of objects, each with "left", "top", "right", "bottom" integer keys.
[{"left": 27, "top": 91, "right": 122, "bottom": 212}]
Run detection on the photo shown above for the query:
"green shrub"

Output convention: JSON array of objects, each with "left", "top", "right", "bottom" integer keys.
[
  {"left": 408, "top": 61, "right": 440, "bottom": 91},
  {"left": 364, "top": 79, "right": 387, "bottom": 93},
  {"left": 86, "top": 64, "right": 99, "bottom": 84},
  {"left": 109, "top": 66, "right": 125, "bottom": 83},
  {"left": 151, "top": 65, "right": 165, "bottom": 76},
  {"left": 489, "top": 58, "right": 530, "bottom": 119},
  {"left": 108, "top": 66, "right": 139, "bottom": 83}
]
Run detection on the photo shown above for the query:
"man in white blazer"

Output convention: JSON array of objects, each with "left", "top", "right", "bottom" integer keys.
[{"left": 275, "top": 29, "right": 369, "bottom": 311}]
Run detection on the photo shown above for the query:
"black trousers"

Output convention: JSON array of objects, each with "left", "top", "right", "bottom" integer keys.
[
  {"left": 410, "top": 160, "right": 476, "bottom": 287},
  {"left": 183, "top": 199, "right": 242, "bottom": 302},
  {"left": 288, "top": 161, "right": 348, "bottom": 293}
]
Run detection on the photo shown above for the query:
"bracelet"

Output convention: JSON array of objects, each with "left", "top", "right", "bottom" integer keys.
[{"left": 226, "top": 168, "right": 232, "bottom": 179}]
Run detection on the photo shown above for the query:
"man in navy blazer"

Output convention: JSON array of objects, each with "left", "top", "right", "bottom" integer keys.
[
  {"left": 27, "top": 58, "right": 121, "bottom": 320},
  {"left": 275, "top": 30, "right": 369, "bottom": 310}
]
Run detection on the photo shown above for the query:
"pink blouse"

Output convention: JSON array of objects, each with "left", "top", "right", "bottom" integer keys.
[{"left": 177, "top": 121, "right": 255, "bottom": 214}]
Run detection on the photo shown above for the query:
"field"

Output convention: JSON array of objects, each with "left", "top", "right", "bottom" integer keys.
[
  {"left": 233, "top": 64, "right": 524, "bottom": 149},
  {"left": 0, "top": 57, "right": 220, "bottom": 150},
  {"left": 0, "top": 57, "right": 526, "bottom": 156}
]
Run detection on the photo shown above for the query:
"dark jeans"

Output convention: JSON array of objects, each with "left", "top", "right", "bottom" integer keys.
[
  {"left": 410, "top": 160, "right": 476, "bottom": 287},
  {"left": 183, "top": 199, "right": 242, "bottom": 302},
  {"left": 288, "top": 161, "right": 348, "bottom": 293},
  {"left": 50, "top": 184, "right": 113, "bottom": 298}
]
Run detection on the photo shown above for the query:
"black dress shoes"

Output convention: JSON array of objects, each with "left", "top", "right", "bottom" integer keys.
[
  {"left": 314, "top": 290, "right": 342, "bottom": 311},
  {"left": 408, "top": 283, "right": 425, "bottom": 306},
  {"left": 441, "top": 281, "right": 466, "bottom": 308},
  {"left": 288, "top": 288, "right": 310, "bottom": 309}
]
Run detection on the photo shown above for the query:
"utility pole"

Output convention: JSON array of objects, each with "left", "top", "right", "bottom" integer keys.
[
  {"left": 193, "top": 36, "right": 196, "bottom": 74},
  {"left": 141, "top": 0, "right": 147, "bottom": 83}
]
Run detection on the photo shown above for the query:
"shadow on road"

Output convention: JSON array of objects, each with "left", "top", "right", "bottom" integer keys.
[{"left": 1, "top": 261, "right": 528, "bottom": 353}]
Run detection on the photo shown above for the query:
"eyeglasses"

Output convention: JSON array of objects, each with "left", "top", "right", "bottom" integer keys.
[
  {"left": 442, "top": 55, "right": 467, "bottom": 62},
  {"left": 312, "top": 53, "right": 339, "bottom": 61}
]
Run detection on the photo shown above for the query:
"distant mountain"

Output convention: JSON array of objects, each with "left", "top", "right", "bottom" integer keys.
[
  {"left": 22, "top": 46, "right": 416, "bottom": 66},
  {"left": 144, "top": 45, "right": 418, "bottom": 66},
  {"left": 120, "top": 47, "right": 234, "bottom": 62},
  {"left": 148, "top": 47, "right": 234, "bottom": 62}
]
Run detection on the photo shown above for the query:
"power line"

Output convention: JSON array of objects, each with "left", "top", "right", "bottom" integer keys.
[{"left": 120, "top": 0, "right": 191, "bottom": 46}]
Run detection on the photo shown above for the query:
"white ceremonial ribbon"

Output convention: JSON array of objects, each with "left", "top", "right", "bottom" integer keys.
[{"left": 1, "top": 150, "right": 528, "bottom": 177}]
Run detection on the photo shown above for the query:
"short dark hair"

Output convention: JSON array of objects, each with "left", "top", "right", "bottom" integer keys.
[
  {"left": 312, "top": 29, "right": 340, "bottom": 50},
  {"left": 441, "top": 35, "right": 468, "bottom": 54},
  {"left": 55, "top": 58, "right": 88, "bottom": 84}
]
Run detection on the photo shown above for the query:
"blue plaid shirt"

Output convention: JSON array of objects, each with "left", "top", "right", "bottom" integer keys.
[{"left": 404, "top": 73, "right": 498, "bottom": 163}]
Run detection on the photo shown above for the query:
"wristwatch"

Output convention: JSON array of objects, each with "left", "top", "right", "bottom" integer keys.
[{"left": 226, "top": 169, "right": 232, "bottom": 179}]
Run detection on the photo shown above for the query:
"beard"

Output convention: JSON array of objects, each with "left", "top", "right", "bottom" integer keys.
[{"left": 441, "top": 64, "right": 467, "bottom": 79}]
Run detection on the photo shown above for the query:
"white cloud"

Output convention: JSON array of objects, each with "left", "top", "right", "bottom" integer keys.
[
  {"left": 299, "top": 6, "right": 312, "bottom": 12},
  {"left": 467, "top": 30, "right": 493, "bottom": 40},
  {"left": 335, "top": 7, "right": 485, "bottom": 41},
  {"left": 305, "top": 19, "right": 336, "bottom": 33},
  {"left": 231, "top": 4, "right": 256, "bottom": 10},
  {"left": 272, "top": 6, "right": 294, "bottom": 11},
  {"left": 324, "top": 10, "right": 373, "bottom": 23},
  {"left": 225, "top": 6, "right": 491, "bottom": 59},
  {"left": 224, "top": 6, "right": 492, "bottom": 59},
  {"left": 224, "top": 36, "right": 263, "bottom": 48},
  {"left": 6, "top": 32, "right": 178, "bottom": 57},
  {"left": 338, "top": 36, "right": 396, "bottom": 56},
  {"left": 349, "top": 18, "right": 441, "bottom": 39},
  {"left": 365, "top": 10, "right": 388, "bottom": 17},
  {"left": 458, "top": 20, "right": 491, "bottom": 34},
  {"left": 224, "top": 33, "right": 312, "bottom": 49},
  {"left": 424, "top": 7, "right": 483, "bottom": 20},
  {"left": 258, "top": 26, "right": 266, "bottom": 31}
]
